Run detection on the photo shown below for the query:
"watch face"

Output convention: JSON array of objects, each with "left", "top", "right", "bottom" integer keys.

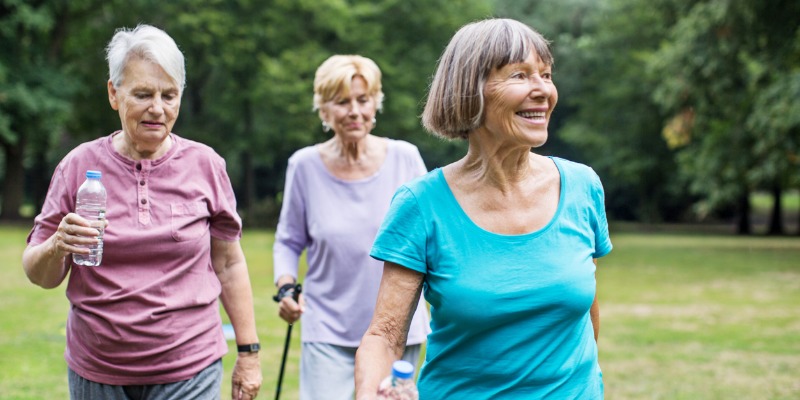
[{"left": 239, "top": 343, "right": 260, "bottom": 352}]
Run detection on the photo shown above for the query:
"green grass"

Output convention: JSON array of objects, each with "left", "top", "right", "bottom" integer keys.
[
  {"left": 752, "top": 189, "right": 800, "bottom": 212},
  {"left": 1, "top": 225, "right": 799, "bottom": 399},
  {"left": 599, "top": 230, "right": 800, "bottom": 399}
]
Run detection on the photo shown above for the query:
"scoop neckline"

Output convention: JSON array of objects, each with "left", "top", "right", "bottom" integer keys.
[
  {"left": 312, "top": 138, "right": 393, "bottom": 184},
  {"left": 436, "top": 156, "right": 565, "bottom": 239}
]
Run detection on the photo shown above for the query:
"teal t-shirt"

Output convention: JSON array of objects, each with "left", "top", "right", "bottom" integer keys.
[{"left": 371, "top": 157, "right": 612, "bottom": 399}]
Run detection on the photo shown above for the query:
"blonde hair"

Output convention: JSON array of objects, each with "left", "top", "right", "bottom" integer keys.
[
  {"left": 421, "top": 18, "right": 553, "bottom": 139},
  {"left": 106, "top": 24, "right": 185, "bottom": 91},
  {"left": 313, "top": 55, "right": 384, "bottom": 112}
]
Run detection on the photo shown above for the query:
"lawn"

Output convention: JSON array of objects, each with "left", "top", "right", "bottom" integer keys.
[{"left": 0, "top": 224, "right": 798, "bottom": 399}]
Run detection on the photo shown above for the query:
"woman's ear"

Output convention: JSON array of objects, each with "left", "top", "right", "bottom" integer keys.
[{"left": 108, "top": 80, "right": 120, "bottom": 111}]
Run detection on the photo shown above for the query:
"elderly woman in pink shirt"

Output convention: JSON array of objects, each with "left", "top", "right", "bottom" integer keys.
[{"left": 22, "top": 25, "right": 261, "bottom": 400}]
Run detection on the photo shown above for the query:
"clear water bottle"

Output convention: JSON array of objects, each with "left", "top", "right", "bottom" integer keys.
[
  {"left": 73, "top": 170, "right": 107, "bottom": 267},
  {"left": 377, "top": 360, "right": 418, "bottom": 400}
]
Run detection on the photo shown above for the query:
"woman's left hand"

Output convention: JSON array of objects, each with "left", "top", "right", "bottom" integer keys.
[{"left": 231, "top": 352, "right": 262, "bottom": 400}]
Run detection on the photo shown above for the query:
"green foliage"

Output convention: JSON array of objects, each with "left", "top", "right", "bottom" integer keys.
[
  {"left": 649, "top": 0, "right": 800, "bottom": 218},
  {"left": 5, "top": 0, "right": 798, "bottom": 229},
  {"left": 498, "top": 0, "right": 696, "bottom": 222},
  {"left": 127, "top": 0, "right": 490, "bottom": 217}
]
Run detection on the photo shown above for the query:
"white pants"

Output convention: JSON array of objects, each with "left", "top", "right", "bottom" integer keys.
[{"left": 300, "top": 342, "right": 422, "bottom": 400}]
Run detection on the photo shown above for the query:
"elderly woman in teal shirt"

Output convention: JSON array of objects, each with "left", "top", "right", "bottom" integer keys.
[{"left": 355, "top": 18, "right": 612, "bottom": 399}]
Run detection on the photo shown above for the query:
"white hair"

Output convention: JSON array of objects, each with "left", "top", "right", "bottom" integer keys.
[{"left": 105, "top": 24, "right": 185, "bottom": 91}]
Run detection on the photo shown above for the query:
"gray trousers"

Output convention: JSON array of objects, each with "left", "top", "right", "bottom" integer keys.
[
  {"left": 68, "top": 359, "right": 222, "bottom": 400},
  {"left": 300, "top": 342, "right": 422, "bottom": 400}
]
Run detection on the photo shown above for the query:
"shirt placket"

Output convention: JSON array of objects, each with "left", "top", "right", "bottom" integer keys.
[{"left": 134, "top": 160, "right": 152, "bottom": 226}]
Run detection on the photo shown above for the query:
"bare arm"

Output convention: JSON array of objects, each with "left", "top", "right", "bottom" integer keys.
[
  {"left": 22, "top": 213, "right": 105, "bottom": 289},
  {"left": 355, "top": 262, "right": 424, "bottom": 400},
  {"left": 591, "top": 259, "right": 600, "bottom": 342},
  {"left": 211, "top": 238, "right": 262, "bottom": 400}
]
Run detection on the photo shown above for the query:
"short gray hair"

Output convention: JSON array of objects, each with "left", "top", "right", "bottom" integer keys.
[
  {"left": 421, "top": 18, "right": 553, "bottom": 139},
  {"left": 106, "top": 24, "right": 185, "bottom": 91}
]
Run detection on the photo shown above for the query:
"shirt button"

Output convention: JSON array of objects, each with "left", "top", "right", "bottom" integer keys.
[
  {"left": 136, "top": 164, "right": 142, "bottom": 170},
  {"left": 141, "top": 199, "right": 147, "bottom": 205},
  {"left": 140, "top": 180, "right": 146, "bottom": 186}
]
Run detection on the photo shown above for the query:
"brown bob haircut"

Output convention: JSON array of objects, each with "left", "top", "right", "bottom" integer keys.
[{"left": 421, "top": 18, "right": 553, "bottom": 139}]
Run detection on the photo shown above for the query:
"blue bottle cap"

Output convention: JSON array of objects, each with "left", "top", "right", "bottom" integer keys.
[
  {"left": 392, "top": 360, "right": 415, "bottom": 380},
  {"left": 86, "top": 170, "right": 102, "bottom": 179}
]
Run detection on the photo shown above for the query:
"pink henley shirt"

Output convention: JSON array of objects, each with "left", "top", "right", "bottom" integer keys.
[{"left": 27, "top": 132, "right": 241, "bottom": 385}]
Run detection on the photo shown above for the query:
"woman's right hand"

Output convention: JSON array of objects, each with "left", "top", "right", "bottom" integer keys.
[
  {"left": 277, "top": 292, "right": 304, "bottom": 324},
  {"left": 54, "top": 212, "right": 108, "bottom": 256}
]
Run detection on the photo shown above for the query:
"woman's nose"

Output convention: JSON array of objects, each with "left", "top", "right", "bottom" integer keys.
[
  {"left": 149, "top": 98, "right": 164, "bottom": 114},
  {"left": 529, "top": 75, "right": 551, "bottom": 99},
  {"left": 348, "top": 99, "right": 361, "bottom": 115}
]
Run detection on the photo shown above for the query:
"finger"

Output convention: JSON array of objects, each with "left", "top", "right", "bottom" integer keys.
[{"left": 232, "top": 383, "right": 240, "bottom": 400}]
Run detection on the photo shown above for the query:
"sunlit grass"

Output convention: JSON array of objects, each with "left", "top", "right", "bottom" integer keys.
[{"left": 1, "top": 225, "right": 798, "bottom": 399}]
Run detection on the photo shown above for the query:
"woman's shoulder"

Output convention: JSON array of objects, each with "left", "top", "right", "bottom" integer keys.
[
  {"left": 401, "top": 168, "right": 445, "bottom": 195},
  {"left": 550, "top": 156, "right": 601, "bottom": 183},
  {"left": 385, "top": 137, "right": 421, "bottom": 155},
  {"left": 287, "top": 145, "right": 320, "bottom": 165},
  {"left": 171, "top": 134, "right": 227, "bottom": 167}
]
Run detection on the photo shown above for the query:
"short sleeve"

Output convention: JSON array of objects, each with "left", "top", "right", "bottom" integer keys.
[
  {"left": 589, "top": 169, "right": 612, "bottom": 258},
  {"left": 208, "top": 157, "right": 242, "bottom": 241},
  {"left": 27, "top": 162, "right": 73, "bottom": 245},
  {"left": 370, "top": 186, "right": 428, "bottom": 274}
]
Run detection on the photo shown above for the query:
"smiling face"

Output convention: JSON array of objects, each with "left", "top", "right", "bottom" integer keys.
[
  {"left": 319, "top": 76, "right": 377, "bottom": 142},
  {"left": 482, "top": 50, "right": 557, "bottom": 148},
  {"left": 108, "top": 56, "right": 181, "bottom": 159}
]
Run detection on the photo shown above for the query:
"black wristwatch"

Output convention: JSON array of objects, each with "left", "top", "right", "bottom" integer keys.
[{"left": 237, "top": 343, "right": 261, "bottom": 353}]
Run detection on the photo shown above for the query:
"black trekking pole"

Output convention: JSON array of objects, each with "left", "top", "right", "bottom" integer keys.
[{"left": 274, "top": 283, "right": 302, "bottom": 400}]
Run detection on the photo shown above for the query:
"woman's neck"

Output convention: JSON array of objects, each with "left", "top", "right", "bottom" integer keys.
[
  {"left": 113, "top": 132, "right": 173, "bottom": 161},
  {"left": 455, "top": 132, "right": 540, "bottom": 193},
  {"left": 328, "top": 134, "right": 373, "bottom": 166}
]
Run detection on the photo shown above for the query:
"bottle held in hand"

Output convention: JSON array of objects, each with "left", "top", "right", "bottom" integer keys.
[
  {"left": 73, "top": 170, "right": 107, "bottom": 267},
  {"left": 377, "top": 360, "right": 418, "bottom": 400}
]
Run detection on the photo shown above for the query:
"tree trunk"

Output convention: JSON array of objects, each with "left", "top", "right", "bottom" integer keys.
[
  {"left": 1, "top": 137, "right": 26, "bottom": 220},
  {"left": 766, "top": 183, "right": 784, "bottom": 235},
  {"left": 736, "top": 190, "right": 751, "bottom": 235}
]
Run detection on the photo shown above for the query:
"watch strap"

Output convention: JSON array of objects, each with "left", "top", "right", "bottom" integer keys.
[{"left": 237, "top": 343, "right": 261, "bottom": 353}]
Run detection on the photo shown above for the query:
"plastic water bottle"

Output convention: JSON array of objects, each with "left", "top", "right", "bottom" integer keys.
[
  {"left": 73, "top": 170, "right": 107, "bottom": 267},
  {"left": 376, "top": 360, "right": 418, "bottom": 400}
]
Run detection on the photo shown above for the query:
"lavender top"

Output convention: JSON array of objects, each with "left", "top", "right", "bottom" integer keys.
[
  {"left": 273, "top": 138, "right": 431, "bottom": 346},
  {"left": 27, "top": 132, "right": 240, "bottom": 385}
]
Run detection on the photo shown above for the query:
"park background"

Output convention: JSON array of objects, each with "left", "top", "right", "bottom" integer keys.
[{"left": 1, "top": 0, "right": 798, "bottom": 399}]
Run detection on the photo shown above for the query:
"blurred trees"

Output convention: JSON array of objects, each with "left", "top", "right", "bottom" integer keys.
[
  {"left": 497, "top": 0, "right": 697, "bottom": 223},
  {"left": 2, "top": 0, "right": 489, "bottom": 224},
  {"left": 649, "top": 0, "right": 800, "bottom": 234},
  {"left": 2, "top": 0, "right": 798, "bottom": 233},
  {"left": 0, "top": 0, "right": 76, "bottom": 220},
  {"left": 498, "top": 0, "right": 800, "bottom": 234}
]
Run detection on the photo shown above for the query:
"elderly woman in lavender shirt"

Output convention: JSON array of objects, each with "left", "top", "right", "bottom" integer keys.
[
  {"left": 272, "top": 54, "right": 430, "bottom": 400},
  {"left": 22, "top": 25, "right": 261, "bottom": 400}
]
